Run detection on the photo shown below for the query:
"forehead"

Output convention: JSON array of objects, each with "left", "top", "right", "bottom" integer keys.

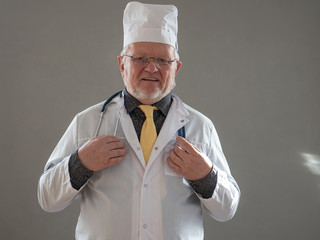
[{"left": 127, "top": 42, "right": 175, "bottom": 57}]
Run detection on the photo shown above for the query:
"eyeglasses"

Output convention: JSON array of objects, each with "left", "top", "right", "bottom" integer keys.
[{"left": 122, "top": 55, "right": 177, "bottom": 68}]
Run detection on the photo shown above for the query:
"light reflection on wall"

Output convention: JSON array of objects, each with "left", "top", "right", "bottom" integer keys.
[{"left": 301, "top": 153, "right": 320, "bottom": 176}]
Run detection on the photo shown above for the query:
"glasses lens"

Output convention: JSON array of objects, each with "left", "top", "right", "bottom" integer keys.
[
  {"left": 130, "top": 56, "right": 174, "bottom": 68},
  {"left": 155, "top": 58, "right": 170, "bottom": 65},
  {"left": 132, "top": 57, "right": 148, "bottom": 65}
]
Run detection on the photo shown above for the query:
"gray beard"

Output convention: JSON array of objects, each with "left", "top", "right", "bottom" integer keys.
[{"left": 124, "top": 81, "right": 176, "bottom": 104}]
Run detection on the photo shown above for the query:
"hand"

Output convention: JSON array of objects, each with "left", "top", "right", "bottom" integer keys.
[
  {"left": 167, "top": 136, "right": 213, "bottom": 181},
  {"left": 78, "top": 135, "right": 127, "bottom": 172}
]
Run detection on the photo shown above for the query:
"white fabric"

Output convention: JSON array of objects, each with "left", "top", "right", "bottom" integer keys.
[
  {"left": 123, "top": 1, "right": 178, "bottom": 50},
  {"left": 38, "top": 94, "right": 240, "bottom": 240}
]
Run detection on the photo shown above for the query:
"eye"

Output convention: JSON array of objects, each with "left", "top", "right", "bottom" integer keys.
[
  {"left": 133, "top": 57, "right": 148, "bottom": 64},
  {"left": 156, "top": 58, "right": 169, "bottom": 65}
]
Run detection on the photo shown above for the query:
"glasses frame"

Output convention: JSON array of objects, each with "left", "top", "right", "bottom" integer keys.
[{"left": 122, "top": 54, "right": 177, "bottom": 68}]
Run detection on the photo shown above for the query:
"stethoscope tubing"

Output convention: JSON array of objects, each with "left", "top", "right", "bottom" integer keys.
[{"left": 95, "top": 91, "right": 186, "bottom": 138}]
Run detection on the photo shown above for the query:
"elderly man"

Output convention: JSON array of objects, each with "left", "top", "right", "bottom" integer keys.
[{"left": 38, "top": 2, "right": 240, "bottom": 239}]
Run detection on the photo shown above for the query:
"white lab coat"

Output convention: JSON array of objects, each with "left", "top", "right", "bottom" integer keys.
[{"left": 38, "top": 94, "right": 240, "bottom": 240}]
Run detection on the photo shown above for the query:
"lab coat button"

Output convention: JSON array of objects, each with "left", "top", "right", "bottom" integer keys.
[
  {"left": 137, "top": 147, "right": 140, "bottom": 150},
  {"left": 144, "top": 184, "right": 148, "bottom": 188},
  {"left": 155, "top": 147, "right": 158, "bottom": 150},
  {"left": 181, "top": 119, "right": 184, "bottom": 123},
  {"left": 143, "top": 224, "right": 147, "bottom": 229}
]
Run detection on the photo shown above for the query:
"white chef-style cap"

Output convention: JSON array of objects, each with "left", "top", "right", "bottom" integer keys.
[{"left": 123, "top": 1, "right": 178, "bottom": 51}]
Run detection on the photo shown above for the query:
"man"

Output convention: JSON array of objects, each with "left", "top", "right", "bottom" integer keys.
[{"left": 38, "top": 2, "right": 240, "bottom": 239}]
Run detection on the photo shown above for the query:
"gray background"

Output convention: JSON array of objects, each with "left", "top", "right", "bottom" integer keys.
[{"left": 1, "top": 0, "right": 319, "bottom": 239}]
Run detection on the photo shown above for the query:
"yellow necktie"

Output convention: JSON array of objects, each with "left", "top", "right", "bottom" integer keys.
[{"left": 139, "top": 105, "right": 158, "bottom": 164}]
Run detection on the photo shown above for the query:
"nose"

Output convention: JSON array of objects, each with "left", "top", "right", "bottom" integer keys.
[{"left": 144, "top": 58, "right": 159, "bottom": 73}]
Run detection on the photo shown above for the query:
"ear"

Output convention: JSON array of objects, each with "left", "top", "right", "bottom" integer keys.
[
  {"left": 117, "top": 56, "right": 124, "bottom": 76},
  {"left": 175, "top": 61, "right": 182, "bottom": 76}
]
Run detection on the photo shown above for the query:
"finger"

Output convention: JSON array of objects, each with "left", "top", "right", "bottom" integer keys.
[
  {"left": 169, "top": 149, "right": 184, "bottom": 167},
  {"left": 106, "top": 156, "right": 125, "bottom": 167},
  {"left": 169, "top": 148, "right": 181, "bottom": 161},
  {"left": 107, "top": 141, "right": 126, "bottom": 151},
  {"left": 173, "top": 145, "right": 189, "bottom": 160},
  {"left": 109, "top": 149, "right": 127, "bottom": 159},
  {"left": 167, "top": 157, "right": 181, "bottom": 173},
  {"left": 194, "top": 145, "right": 201, "bottom": 152},
  {"left": 176, "top": 136, "right": 197, "bottom": 154}
]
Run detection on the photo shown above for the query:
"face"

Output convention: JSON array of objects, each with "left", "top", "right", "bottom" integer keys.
[{"left": 117, "top": 42, "right": 182, "bottom": 104}]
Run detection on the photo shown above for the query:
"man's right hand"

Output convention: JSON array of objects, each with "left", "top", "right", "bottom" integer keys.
[{"left": 78, "top": 135, "right": 127, "bottom": 172}]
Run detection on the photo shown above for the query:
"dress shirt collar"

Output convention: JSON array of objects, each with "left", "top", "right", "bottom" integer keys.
[{"left": 123, "top": 89, "right": 172, "bottom": 116}]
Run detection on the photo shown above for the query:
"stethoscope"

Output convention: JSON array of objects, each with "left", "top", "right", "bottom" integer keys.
[{"left": 95, "top": 90, "right": 186, "bottom": 138}]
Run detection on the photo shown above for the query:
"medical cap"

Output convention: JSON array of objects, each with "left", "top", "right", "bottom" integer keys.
[{"left": 123, "top": 1, "right": 178, "bottom": 50}]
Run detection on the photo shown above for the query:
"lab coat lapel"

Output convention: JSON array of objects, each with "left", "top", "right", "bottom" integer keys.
[
  {"left": 117, "top": 95, "right": 189, "bottom": 169},
  {"left": 147, "top": 95, "right": 189, "bottom": 167},
  {"left": 118, "top": 99, "right": 146, "bottom": 167}
]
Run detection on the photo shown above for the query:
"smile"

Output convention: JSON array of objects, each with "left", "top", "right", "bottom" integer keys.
[{"left": 142, "top": 78, "right": 159, "bottom": 82}]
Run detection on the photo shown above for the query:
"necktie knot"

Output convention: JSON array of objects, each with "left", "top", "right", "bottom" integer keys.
[{"left": 139, "top": 105, "right": 158, "bottom": 118}]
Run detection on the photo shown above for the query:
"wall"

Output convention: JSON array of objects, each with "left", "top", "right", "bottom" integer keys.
[{"left": 1, "top": 0, "right": 319, "bottom": 239}]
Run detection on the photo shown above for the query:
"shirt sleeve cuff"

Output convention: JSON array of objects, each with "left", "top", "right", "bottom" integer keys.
[
  {"left": 188, "top": 167, "right": 218, "bottom": 199},
  {"left": 68, "top": 150, "right": 94, "bottom": 190}
]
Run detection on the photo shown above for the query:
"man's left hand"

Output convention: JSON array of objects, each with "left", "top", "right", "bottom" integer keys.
[{"left": 167, "top": 136, "right": 213, "bottom": 181}]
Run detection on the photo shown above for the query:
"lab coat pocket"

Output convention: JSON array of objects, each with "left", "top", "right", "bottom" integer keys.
[
  {"left": 164, "top": 145, "right": 192, "bottom": 189},
  {"left": 164, "top": 144, "right": 180, "bottom": 177}
]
